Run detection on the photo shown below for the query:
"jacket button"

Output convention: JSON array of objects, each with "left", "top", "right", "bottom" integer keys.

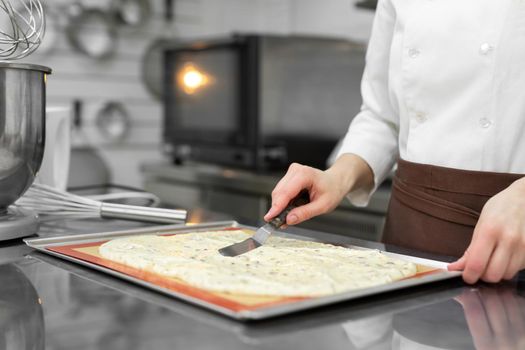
[
  {"left": 479, "top": 43, "right": 494, "bottom": 55},
  {"left": 479, "top": 118, "right": 492, "bottom": 128},
  {"left": 408, "top": 48, "right": 420, "bottom": 58}
]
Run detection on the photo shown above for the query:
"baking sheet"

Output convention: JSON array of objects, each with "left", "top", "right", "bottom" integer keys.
[
  {"left": 24, "top": 221, "right": 462, "bottom": 320},
  {"left": 28, "top": 250, "right": 463, "bottom": 344}
]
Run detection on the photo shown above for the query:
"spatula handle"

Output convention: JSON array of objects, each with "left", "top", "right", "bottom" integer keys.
[{"left": 269, "top": 190, "right": 310, "bottom": 229}]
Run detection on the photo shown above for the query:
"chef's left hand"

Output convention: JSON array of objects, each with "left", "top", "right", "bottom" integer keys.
[{"left": 449, "top": 178, "right": 525, "bottom": 283}]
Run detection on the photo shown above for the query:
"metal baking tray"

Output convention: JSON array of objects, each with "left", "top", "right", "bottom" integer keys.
[
  {"left": 28, "top": 250, "right": 463, "bottom": 343},
  {"left": 24, "top": 221, "right": 462, "bottom": 320}
]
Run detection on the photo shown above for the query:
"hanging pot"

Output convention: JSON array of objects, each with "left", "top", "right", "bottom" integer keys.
[
  {"left": 112, "top": 0, "right": 151, "bottom": 28},
  {"left": 66, "top": 3, "right": 118, "bottom": 59}
]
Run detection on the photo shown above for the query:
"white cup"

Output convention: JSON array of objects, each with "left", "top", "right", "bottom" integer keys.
[{"left": 36, "top": 106, "right": 72, "bottom": 191}]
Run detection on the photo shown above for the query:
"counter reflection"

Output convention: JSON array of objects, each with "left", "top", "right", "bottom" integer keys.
[
  {"left": 0, "top": 264, "right": 44, "bottom": 350},
  {"left": 343, "top": 281, "right": 525, "bottom": 350},
  {"left": 455, "top": 284, "right": 525, "bottom": 350}
]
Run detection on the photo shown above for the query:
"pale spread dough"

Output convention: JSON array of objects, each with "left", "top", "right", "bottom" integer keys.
[{"left": 99, "top": 230, "right": 417, "bottom": 297}]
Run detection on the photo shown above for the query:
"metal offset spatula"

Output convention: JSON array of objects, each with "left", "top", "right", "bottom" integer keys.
[{"left": 219, "top": 190, "right": 310, "bottom": 257}]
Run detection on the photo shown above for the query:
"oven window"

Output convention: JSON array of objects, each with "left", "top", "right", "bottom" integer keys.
[{"left": 172, "top": 49, "right": 239, "bottom": 133}]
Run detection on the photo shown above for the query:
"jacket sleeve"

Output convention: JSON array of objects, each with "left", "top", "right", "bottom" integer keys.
[{"left": 336, "top": 0, "right": 399, "bottom": 206}]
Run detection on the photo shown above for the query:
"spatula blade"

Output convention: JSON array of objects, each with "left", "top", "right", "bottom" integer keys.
[
  {"left": 218, "top": 224, "right": 273, "bottom": 257},
  {"left": 218, "top": 237, "right": 262, "bottom": 257}
]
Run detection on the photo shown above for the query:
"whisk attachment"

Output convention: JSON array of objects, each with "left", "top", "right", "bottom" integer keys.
[
  {"left": 0, "top": 0, "right": 45, "bottom": 60},
  {"left": 16, "top": 183, "right": 187, "bottom": 224}
]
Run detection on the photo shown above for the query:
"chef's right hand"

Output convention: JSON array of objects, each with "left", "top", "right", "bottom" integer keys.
[{"left": 264, "top": 153, "right": 374, "bottom": 226}]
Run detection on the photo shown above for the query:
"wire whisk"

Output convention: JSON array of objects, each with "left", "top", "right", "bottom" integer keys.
[
  {"left": 0, "top": 0, "right": 45, "bottom": 60},
  {"left": 16, "top": 183, "right": 187, "bottom": 224}
]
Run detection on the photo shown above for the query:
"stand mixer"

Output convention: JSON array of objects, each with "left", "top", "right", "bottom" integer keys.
[{"left": 0, "top": 0, "right": 50, "bottom": 240}]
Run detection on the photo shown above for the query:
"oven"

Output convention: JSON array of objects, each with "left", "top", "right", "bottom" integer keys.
[{"left": 164, "top": 34, "right": 366, "bottom": 171}]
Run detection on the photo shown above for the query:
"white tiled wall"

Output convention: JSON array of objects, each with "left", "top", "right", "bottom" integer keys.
[{"left": 20, "top": 0, "right": 374, "bottom": 188}]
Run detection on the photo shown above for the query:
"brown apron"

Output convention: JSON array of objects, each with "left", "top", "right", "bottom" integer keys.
[{"left": 382, "top": 159, "right": 524, "bottom": 257}]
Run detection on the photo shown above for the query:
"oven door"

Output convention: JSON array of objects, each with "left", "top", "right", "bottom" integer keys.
[{"left": 164, "top": 39, "right": 257, "bottom": 157}]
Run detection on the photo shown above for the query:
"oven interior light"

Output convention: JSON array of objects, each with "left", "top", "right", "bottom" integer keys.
[{"left": 179, "top": 64, "right": 209, "bottom": 94}]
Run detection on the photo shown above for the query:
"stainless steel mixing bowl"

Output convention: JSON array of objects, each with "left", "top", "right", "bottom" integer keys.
[{"left": 0, "top": 63, "right": 51, "bottom": 213}]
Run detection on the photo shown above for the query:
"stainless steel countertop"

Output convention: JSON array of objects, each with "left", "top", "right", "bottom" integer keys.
[{"left": 1, "top": 217, "right": 524, "bottom": 349}]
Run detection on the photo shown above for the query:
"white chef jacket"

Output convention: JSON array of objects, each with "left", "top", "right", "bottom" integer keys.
[{"left": 337, "top": 0, "right": 525, "bottom": 206}]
